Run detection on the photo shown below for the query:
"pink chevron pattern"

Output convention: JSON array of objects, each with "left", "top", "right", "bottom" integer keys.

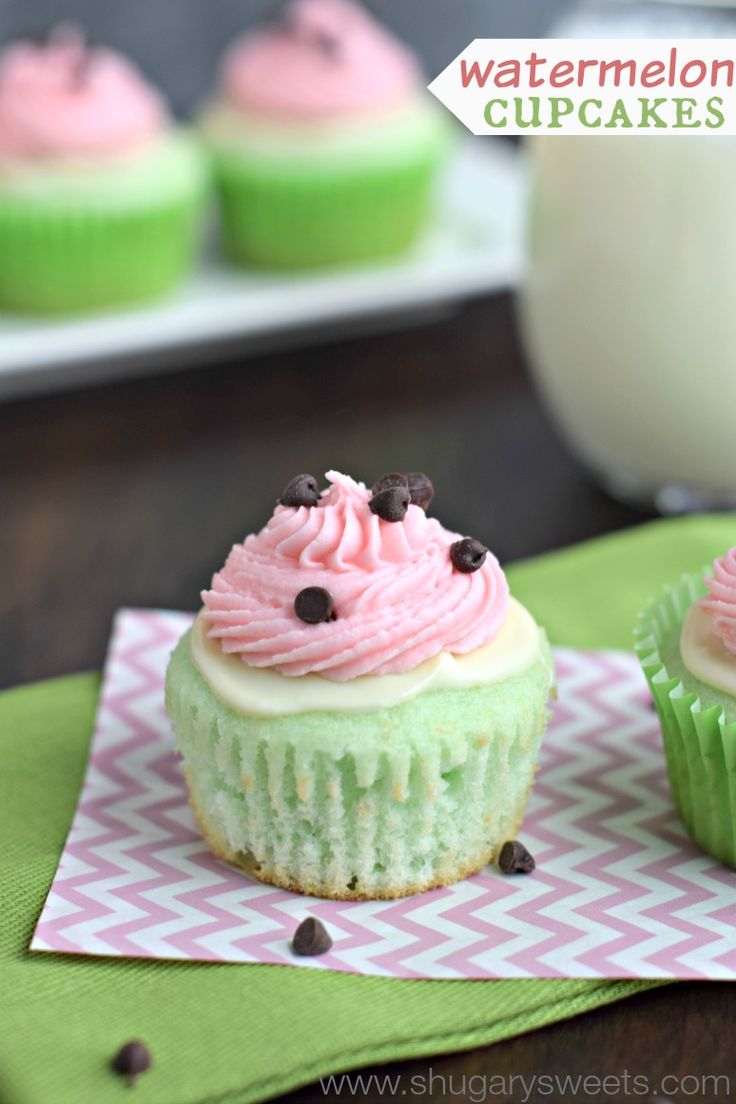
[{"left": 31, "top": 609, "right": 736, "bottom": 979}]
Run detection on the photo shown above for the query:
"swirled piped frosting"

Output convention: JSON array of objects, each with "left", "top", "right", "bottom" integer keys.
[
  {"left": 0, "top": 28, "right": 166, "bottom": 162},
  {"left": 201, "top": 470, "right": 509, "bottom": 681},
  {"left": 701, "top": 547, "right": 736, "bottom": 654},
  {"left": 220, "top": 0, "right": 421, "bottom": 123}
]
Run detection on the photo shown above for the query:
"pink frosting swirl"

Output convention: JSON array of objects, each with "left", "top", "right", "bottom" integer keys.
[
  {"left": 702, "top": 547, "right": 736, "bottom": 654},
  {"left": 221, "top": 0, "right": 421, "bottom": 122},
  {"left": 201, "top": 471, "right": 509, "bottom": 681},
  {"left": 0, "top": 28, "right": 166, "bottom": 161}
]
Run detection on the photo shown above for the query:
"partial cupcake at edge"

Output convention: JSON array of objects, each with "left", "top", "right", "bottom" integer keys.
[
  {"left": 166, "top": 470, "right": 555, "bottom": 900},
  {"left": 199, "top": 0, "right": 450, "bottom": 270},
  {"left": 637, "top": 546, "right": 736, "bottom": 869},
  {"left": 0, "top": 26, "right": 206, "bottom": 314}
]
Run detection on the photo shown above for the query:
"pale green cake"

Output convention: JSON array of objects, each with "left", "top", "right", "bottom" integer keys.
[{"left": 166, "top": 628, "right": 553, "bottom": 900}]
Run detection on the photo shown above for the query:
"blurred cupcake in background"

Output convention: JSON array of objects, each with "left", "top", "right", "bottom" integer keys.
[
  {"left": 0, "top": 27, "right": 206, "bottom": 314},
  {"left": 201, "top": 0, "right": 449, "bottom": 270}
]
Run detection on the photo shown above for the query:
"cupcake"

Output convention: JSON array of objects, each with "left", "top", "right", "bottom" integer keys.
[
  {"left": 200, "top": 0, "right": 449, "bottom": 270},
  {"left": 166, "top": 470, "right": 554, "bottom": 899},
  {"left": 0, "top": 27, "right": 206, "bottom": 314},
  {"left": 636, "top": 548, "right": 736, "bottom": 868}
]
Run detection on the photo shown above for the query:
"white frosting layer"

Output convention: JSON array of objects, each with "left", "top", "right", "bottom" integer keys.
[
  {"left": 680, "top": 601, "right": 736, "bottom": 698},
  {"left": 199, "top": 96, "right": 444, "bottom": 165},
  {"left": 191, "top": 597, "right": 543, "bottom": 716},
  {"left": 0, "top": 132, "right": 204, "bottom": 205}
]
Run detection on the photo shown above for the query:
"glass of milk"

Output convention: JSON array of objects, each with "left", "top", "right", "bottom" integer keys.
[{"left": 519, "top": 0, "right": 736, "bottom": 511}]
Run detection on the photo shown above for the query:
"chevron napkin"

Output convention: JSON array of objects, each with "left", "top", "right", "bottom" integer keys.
[{"left": 31, "top": 606, "right": 736, "bottom": 980}]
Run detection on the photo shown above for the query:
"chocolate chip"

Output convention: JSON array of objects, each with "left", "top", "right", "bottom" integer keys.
[
  {"left": 498, "top": 840, "right": 535, "bottom": 874},
  {"left": 369, "top": 485, "right": 410, "bottom": 522},
  {"left": 312, "top": 28, "right": 342, "bottom": 59},
  {"left": 294, "top": 587, "right": 334, "bottom": 624},
  {"left": 111, "top": 1040, "right": 152, "bottom": 1086},
  {"left": 279, "top": 474, "right": 321, "bottom": 508},
  {"left": 406, "top": 472, "right": 434, "bottom": 511},
  {"left": 371, "top": 472, "right": 408, "bottom": 495},
  {"left": 292, "top": 916, "right": 333, "bottom": 956},
  {"left": 278, "top": 10, "right": 341, "bottom": 60},
  {"left": 450, "top": 538, "right": 488, "bottom": 573}
]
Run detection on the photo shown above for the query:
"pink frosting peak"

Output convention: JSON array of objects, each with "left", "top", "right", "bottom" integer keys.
[
  {"left": 0, "top": 28, "right": 166, "bottom": 161},
  {"left": 221, "top": 0, "right": 421, "bottom": 122},
  {"left": 702, "top": 547, "right": 736, "bottom": 654},
  {"left": 201, "top": 471, "right": 509, "bottom": 681}
]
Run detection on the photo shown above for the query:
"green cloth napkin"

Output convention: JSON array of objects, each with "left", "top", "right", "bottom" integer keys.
[{"left": 4, "top": 514, "right": 734, "bottom": 1104}]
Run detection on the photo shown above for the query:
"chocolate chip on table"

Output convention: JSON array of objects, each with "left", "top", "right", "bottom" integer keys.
[
  {"left": 110, "top": 1040, "right": 152, "bottom": 1086},
  {"left": 406, "top": 472, "right": 434, "bottom": 511},
  {"left": 292, "top": 916, "right": 333, "bottom": 956},
  {"left": 369, "top": 485, "right": 410, "bottom": 522},
  {"left": 294, "top": 586, "right": 334, "bottom": 624},
  {"left": 450, "top": 538, "right": 488, "bottom": 574},
  {"left": 279, "top": 474, "right": 321, "bottom": 508},
  {"left": 498, "top": 840, "right": 536, "bottom": 874}
]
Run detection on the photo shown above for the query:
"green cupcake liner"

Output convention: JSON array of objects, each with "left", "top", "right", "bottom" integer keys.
[
  {"left": 166, "top": 629, "right": 553, "bottom": 899},
  {"left": 0, "top": 194, "right": 202, "bottom": 315},
  {"left": 635, "top": 570, "right": 736, "bottom": 868},
  {"left": 210, "top": 144, "right": 445, "bottom": 271}
]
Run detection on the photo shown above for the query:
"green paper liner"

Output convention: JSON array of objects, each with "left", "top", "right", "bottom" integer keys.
[
  {"left": 0, "top": 192, "right": 203, "bottom": 315},
  {"left": 635, "top": 570, "right": 736, "bottom": 868},
  {"left": 166, "top": 629, "right": 553, "bottom": 899},
  {"left": 210, "top": 139, "right": 447, "bottom": 271}
]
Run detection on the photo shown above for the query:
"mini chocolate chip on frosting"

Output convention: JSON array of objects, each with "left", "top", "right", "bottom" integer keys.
[
  {"left": 280, "top": 6, "right": 342, "bottom": 60},
  {"left": 450, "top": 538, "right": 488, "bottom": 574},
  {"left": 292, "top": 916, "right": 333, "bottom": 956},
  {"left": 201, "top": 471, "right": 509, "bottom": 680},
  {"left": 406, "top": 471, "right": 434, "bottom": 511},
  {"left": 110, "top": 1040, "right": 152, "bottom": 1086},
  {"left": 372, "top": 472, "right": 408, "bottom": 495},
  {"left": 311, "top": 27, "right": 342, "bottom": 59},
  {"left": 279, "top": 473, "right": 321, "bottom": 508},
  {"left": 295, "top": 586, "right": 334, "bottom": 624},
  {"left": 498, "top": 839, "right": 535, "bottom": 874},
  {"left": 371, "top": 471, "right": 434, "bottom": 512},
  {"left": 369, "top": 484, "right": 410, "bottom": 522}
]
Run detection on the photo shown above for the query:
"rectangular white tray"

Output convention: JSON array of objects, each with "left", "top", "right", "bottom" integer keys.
[{"left": 0, "top": 139, "right": 523, "bottom": 400}]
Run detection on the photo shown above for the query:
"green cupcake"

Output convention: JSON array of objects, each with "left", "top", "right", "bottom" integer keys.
[
  {"left": 165, "top": 470, "right": 554, "bottom": 899},
  {"left": 200, "top": 0, "right": 449, "bottom": 271},
  {"left": 0, "top": 30, "right": 206, "bottom": 315},
  {"left": 635, "top": 548, "right": 736, "bottom": 868}
]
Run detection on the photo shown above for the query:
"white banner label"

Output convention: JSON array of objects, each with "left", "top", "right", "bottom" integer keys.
[{"left": 428, "top": 39, "right": 736, "bottom": 134}]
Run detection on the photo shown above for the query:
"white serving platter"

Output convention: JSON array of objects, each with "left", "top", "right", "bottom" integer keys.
[{"left": 0, "top": 139, "right": 523, "bottom": 400}]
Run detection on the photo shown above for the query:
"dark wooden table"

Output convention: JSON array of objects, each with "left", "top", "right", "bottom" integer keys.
[{"left": 1, "top": 292, "right": 732, "bottom": 1100}]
